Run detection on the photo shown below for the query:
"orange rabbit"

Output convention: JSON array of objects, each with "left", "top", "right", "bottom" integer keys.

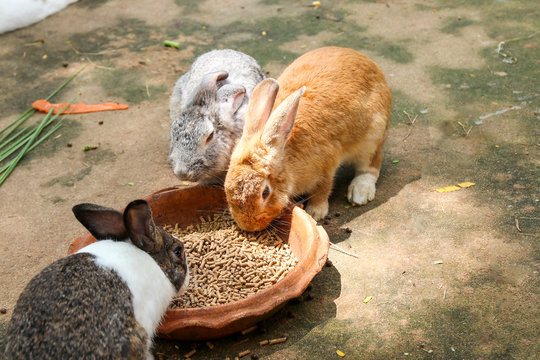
[{"left": 224, "top": 47, "right": 391, "bottom": 231}]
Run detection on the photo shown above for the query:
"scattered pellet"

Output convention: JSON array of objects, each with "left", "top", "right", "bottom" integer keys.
[
  {"left": 184, "top": 349, "right": 196, "bottom": 358},
  {"left": 238, "top": 350, "right": 251, "bottom": 358},
  {"left": 269, "top": 337, "right": 288, "bottom": 345},
  {"left": 0, "top": 308, "right": 7, "bottom": 314},
  {"left": 205, "top": 341, "right": 214, "bottom": 349},
  {"left": 241, "top": 325, "right": 257, "bottom": 335},
  {"left": 259, "top": 340, "right": 269, "bottom": 347},
  {"left": 165, "top": 213, "right": 298, "bottom": 308}
]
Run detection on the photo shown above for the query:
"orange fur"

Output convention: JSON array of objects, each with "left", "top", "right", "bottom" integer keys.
[{"left": 225, "top": 47, "right": 391, "bottom": 231}]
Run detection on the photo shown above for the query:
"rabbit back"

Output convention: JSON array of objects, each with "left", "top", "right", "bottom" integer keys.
[
  {"left": 276, "top": 47, "right": 391, "bottom": 160},
  {"left": 170, "top": 49, "right": 264, "bottom": 120},
  {"left": 275, "top": 47, "right": 391, "bottom": 195},
  {"left": 3, "top": 252, "right": 148, "bottom": 359}
]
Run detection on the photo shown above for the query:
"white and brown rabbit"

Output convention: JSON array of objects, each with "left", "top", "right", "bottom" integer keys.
[
  {"left": 169, "top": 49, "right": 265, "bottom": 184},
  {"left": 224, "top": 47, "right": 391, "bottom": 231},
  {"left": 2, "top": 200, "right": 189, "bottom": 360}
]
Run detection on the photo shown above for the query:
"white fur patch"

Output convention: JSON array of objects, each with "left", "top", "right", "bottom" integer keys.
[
  {"left": 348, "top": 173, "right": 378, "bottom": 206},
  {"left": 0, "top": 0, "right": 79, "bottom": 34},
  {"left": 77, "top": 241, "right": 176, "bottom": 339}
]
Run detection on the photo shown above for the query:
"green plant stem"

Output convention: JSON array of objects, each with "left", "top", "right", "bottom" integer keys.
[
  {"left": 0, "top": 109, "right": 53, "bottom": 185},
  {"left": 0, "top": 101, "right": 70, "bottom": 161},
  {"left": 0, "top": 118, "right": 40, "bottom": 152},
  {"left": 0, "top": 122, "right": 63, "bottom": 174},
  {"left": 0, "top": 111, "right": 34, "bottom": 144}
]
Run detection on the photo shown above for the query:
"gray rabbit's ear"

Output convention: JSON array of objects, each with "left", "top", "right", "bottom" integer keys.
[
  {"left": 123, "top": 200, "right": 162, "bottom": 253},
  {"left": 218, "top": 84, "right": 246, "bottom": 116},
  {"left": 192, "top": 71, "right": 229, "bottom": 106},
  {"left": 203, "top": 71, "right": 229, "bottom": 89},
  {"left": 73, "top": 203, "right": 128, "bottom": 241}
]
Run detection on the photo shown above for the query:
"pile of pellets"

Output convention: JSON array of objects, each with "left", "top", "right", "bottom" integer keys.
[{"left": 165, "top": 213, "right": 298, "bottom": 308}]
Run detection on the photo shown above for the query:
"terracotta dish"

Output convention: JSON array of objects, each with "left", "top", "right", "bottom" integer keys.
[{"left": 68, "top": 185, "right": 329, "bottom": 340}]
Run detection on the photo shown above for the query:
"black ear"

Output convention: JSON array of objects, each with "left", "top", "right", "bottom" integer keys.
[
  {"left": 73, "top": 203, "right": 127, "bottom": 241},
  {"left": 123, "top": 200, "right": 162, "bottom": 253},
  {"left": 192, "top": 71, "right": 229, "bottom": 106}
]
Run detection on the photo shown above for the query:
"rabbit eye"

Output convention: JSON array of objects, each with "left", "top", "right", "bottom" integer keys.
[
  {"left": 173, "top": 245, "right": 184, "bottom": 258},
  {"left": 262, "top": 185, "right": 271, "bottom": 200},
  {"left": 205, "top": 131, "right": 214, "bottom": 144}
]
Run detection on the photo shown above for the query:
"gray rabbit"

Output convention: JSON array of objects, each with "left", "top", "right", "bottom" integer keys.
[
  {"left": 2, "top": 200, "right": 189, "bottom": 360},
  {"left": 169, "top": 49, "right": 265, "bottom": 184}
]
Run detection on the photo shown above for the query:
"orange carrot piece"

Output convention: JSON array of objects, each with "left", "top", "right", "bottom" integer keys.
[{"left": 32, "top": 99, "right": 128, "bottom": 114}]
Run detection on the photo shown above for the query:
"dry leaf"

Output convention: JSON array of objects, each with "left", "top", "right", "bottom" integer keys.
[{"left": 434, "top": 182, "right": 475, "bottom": 193}]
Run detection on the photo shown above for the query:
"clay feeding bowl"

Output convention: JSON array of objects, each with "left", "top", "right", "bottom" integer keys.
[{"left": 68, "top": 185, "right": 329, "bottom": 341}]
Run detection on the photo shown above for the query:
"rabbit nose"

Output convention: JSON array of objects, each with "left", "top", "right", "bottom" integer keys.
[
  {"left": 174, "top": 169, "right": 191, "bottom": 180},
  {"left": 173, "top": 166, "right": 195, "bottom": 181}
]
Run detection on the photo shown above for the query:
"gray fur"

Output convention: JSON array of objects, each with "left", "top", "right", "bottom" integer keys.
[
  {"left": 3, "top": 254, "right": 147, "bottom": 359},
  {"left": 169, "top": 49, "right": 265, "bottom": 184}
]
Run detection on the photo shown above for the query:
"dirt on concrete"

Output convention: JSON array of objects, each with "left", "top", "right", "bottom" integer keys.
[{"left": 0, "top": 0, "right": 538, "bottom": 359}]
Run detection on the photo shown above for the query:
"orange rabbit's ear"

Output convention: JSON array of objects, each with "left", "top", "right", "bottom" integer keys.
[
  {"left": 244, "top": 78, "right": 279, "bottom": 136},
  {"left": 262, "top": 86, "right": 305, "bottom": 147}
]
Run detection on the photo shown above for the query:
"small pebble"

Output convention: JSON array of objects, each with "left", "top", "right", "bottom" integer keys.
[
  {"left": 250, "top": 354, "right": 259, "bottom": 360},
  {"left": 334, "top": 212, "right": 341, "bottom": 217},
  {"left": 344, "top": 227, "right": 353, "bottom": 234},
  {"left": 0, "top": 308, "right": 7, "bottom": 314},
  {"left": 98, "top": 121, "right": 104, "bottom": 125},
  {"left": 67, "top": 143, "right": 72, "bottom": 148},
  {"left": 62, "top": 62, "right": 69, "bottom": 67}
]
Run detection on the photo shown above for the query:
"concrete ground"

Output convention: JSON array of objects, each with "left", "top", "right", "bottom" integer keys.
[{"left": 0, "top": 0, "right": 538, "bottom": 359}]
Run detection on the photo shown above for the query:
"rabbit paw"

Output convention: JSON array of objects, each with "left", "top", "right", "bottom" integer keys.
[
  {"left": 306, "top": 200, "right": 329, "bottom": 221},
  {"left": 348, "top": 174, "right": 377, "bottom": 206}
]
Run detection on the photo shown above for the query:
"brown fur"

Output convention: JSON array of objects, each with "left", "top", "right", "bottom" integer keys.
[{"left": 225, "top": 47, "right": 391, "bottom": 231}]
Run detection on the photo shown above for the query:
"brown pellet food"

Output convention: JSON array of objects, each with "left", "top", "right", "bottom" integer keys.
[{"left": 165, "top": 213, "right": 298, "bottom": 308}]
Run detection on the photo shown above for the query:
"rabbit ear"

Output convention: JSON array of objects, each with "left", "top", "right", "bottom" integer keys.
[
  {"left": 202, "top": 71, "right": 229, "bottom": 89},
  {"left": 218, "top": 84, "right": 246, "bottom": 116},
  {"left": 192, "top": 71, "right": 229, "bottom": 106},
  {"left": 244, "top": 78, "right": 279, "bottom": 136},
  {"left": 262, "top": 86, "right": 305, "bottom": 147},
  {"left": 123, "top": 200, "right": 163, "bottom": 253},
  {"left": 72, "top": 203, "right": 128, "bottom": 241}
]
